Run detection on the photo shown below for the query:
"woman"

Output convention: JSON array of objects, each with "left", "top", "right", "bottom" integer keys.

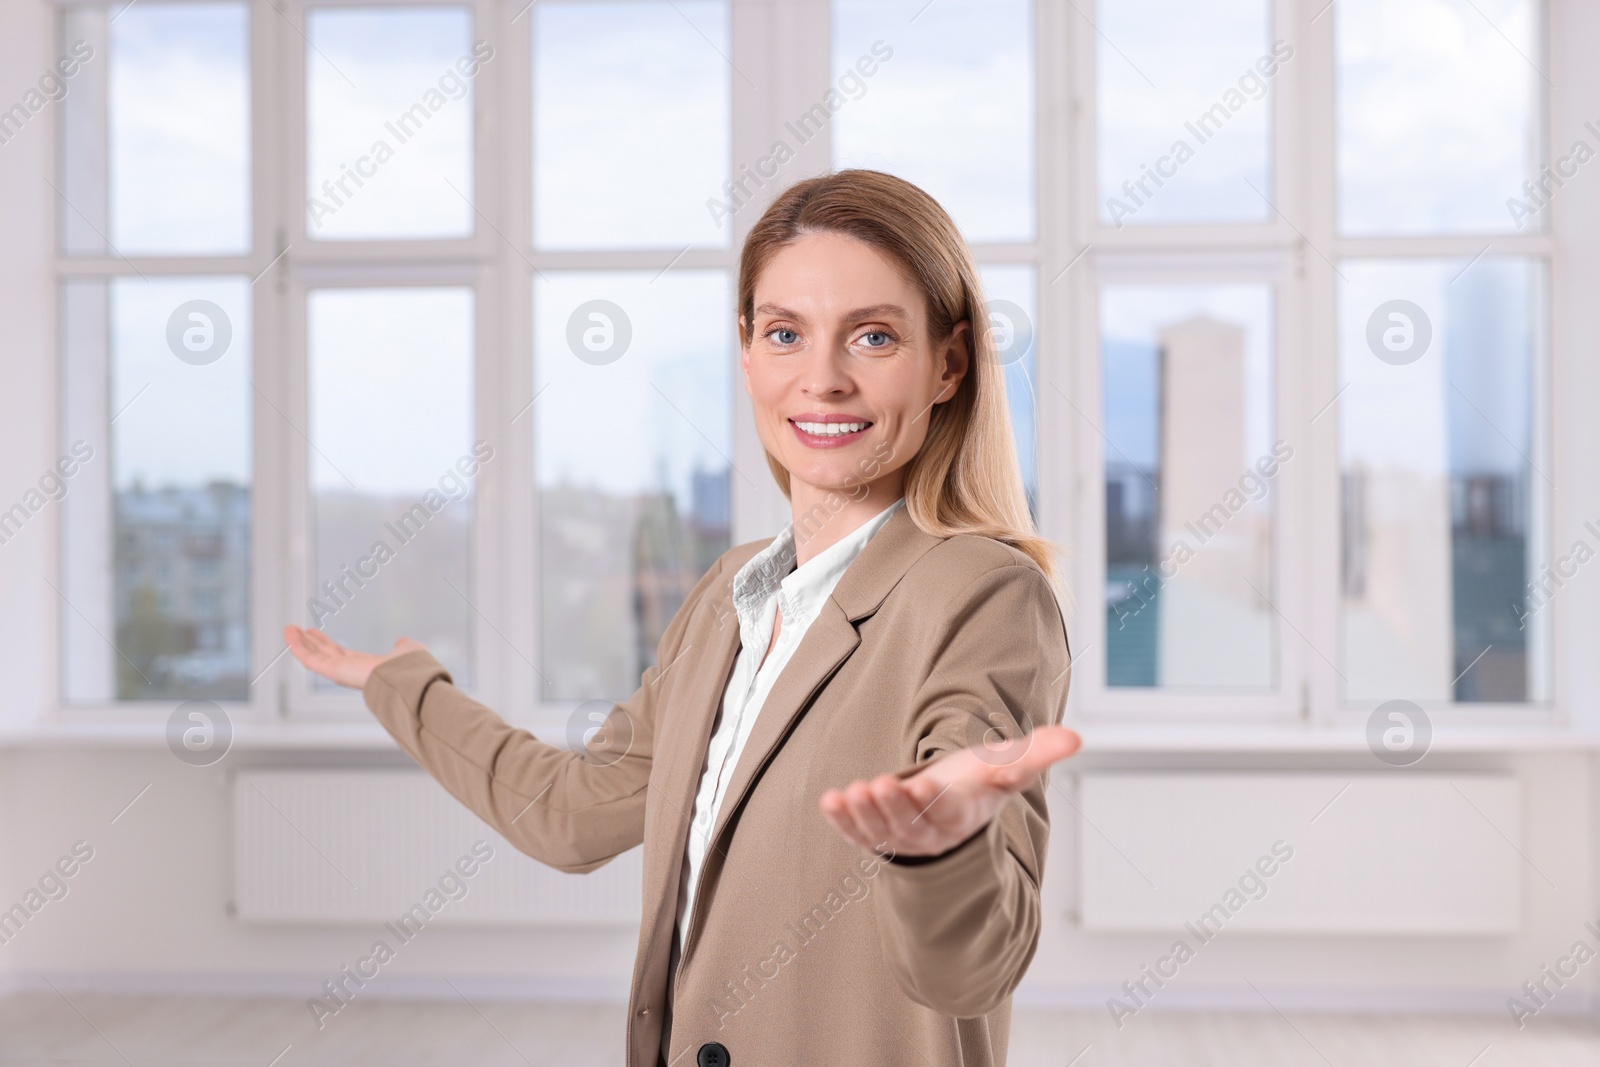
[{"left": 285, "top": 169, "right": 1078, "bottom": 1067}]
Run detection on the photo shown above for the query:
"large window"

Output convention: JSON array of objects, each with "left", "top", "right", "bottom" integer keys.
[
  {"left": 52, "top": 0, "right": 1557, "bottom": 727},
  {"left": 532, "top": 0, "right": 734, "bottom": 704},
  {"left": 1101, "top": 284, "right": 1277, "bottom": 691},
  {"left": 58, "top": 3, "right": 253, "bottom": 704},
  {"left": 1333, "top": 0, "right": 1547, "bottom": 706},
  {"left": 307, "top": 287, "right": 477, "bottom": 688},
  {"left": 1082, "top": 0, "right": 1548, "bottom": 717},
  {"left": 304, "top": 7, "right": 477, "bottom": 240},
  {"left": 833, "top": 0, "right": 1040, "bottom": 507}
]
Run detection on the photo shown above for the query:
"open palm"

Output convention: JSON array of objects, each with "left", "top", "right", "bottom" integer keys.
[
  {"left": 282, "top": 625, "right": 426, "bottom": 690},
  {"left": 819, "top": 724, "right": 1081, "bottom": 858}
]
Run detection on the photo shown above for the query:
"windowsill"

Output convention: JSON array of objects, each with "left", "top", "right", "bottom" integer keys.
[
  {"left": 1, "top": 717, "right": 1597, "bottom": 754},
  {"left": 1066, "top": 721, "right": 1600, "bottom": 754},
  {"left": 0, "top": 718, "right": 399, "bottom": 751}
]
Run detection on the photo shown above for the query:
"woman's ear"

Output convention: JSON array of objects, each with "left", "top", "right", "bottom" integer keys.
[
  {"left": 934, "top": 318, "right": 973, "bottom": 403},
  {"left": 738, "top": 315, "right": 753, "bottom": 392}
]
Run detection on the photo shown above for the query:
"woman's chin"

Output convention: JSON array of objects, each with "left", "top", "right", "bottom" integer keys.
[{"left": 788, "top": 466, "right": 877, "bottom": 497}]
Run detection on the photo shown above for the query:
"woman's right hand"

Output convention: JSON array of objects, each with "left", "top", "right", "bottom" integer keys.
[{"left": 283, "top": 625, "right": 427, "bottom": 690}]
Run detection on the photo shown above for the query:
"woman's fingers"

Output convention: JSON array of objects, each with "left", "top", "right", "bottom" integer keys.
[
  {"left": 818, "top": 772, "right": 986, "bottom": 857},
  {"left": 819, "top": 789, "right": 875, "bottom": 850},
  {"left": 926, "top": 724, "right": 1082, "bottom": 794},
  {"left": 843, "top": 780, "right": 893, "bottom": 843},
  {"left": 305, "top": 628, "right": 344, "bottom": 657},
  {"left": 868, "top": 776, "right": 952, "bottom": 853},
  {"left": 982, "top": 725, "right": 1082, "bottom": 791},
  {"left": 821, "top": 782, "right": 898, "bottom": 851},
  {"left": 288, "top": 627, "right": 339, "bottom": 668},
  {"left": 869, "top": 776, "right": 924, "bottom": 830},
  {"left": 819, "top": 727, "right": 1084, "bottom": 857},
  {"left": 283, "top": 625, "right": 369, "bottom": 688},
  {"left": 282, "top": 625, "right": 321, "bottom": 666}
]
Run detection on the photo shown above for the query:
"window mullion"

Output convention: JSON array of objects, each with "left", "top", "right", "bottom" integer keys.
[
  {"left": 1297, "top": 0, "right": 1342, "bottom": 726},
  {"left": 727, "top": 0, "right": 826, "bottom": 546}
]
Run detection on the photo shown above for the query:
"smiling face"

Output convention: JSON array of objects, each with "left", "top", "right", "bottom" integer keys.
[{"left": 740, "top": 231, "right": 970, "bottom": 514}]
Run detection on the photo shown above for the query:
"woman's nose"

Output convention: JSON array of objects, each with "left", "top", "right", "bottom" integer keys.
[{"left": 799, "top": 346, "right": 853, "bottom": 396}]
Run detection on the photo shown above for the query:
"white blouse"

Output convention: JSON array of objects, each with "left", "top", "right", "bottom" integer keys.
[{"left": 672, "top": 497, "right": 907, "bottom": 956}]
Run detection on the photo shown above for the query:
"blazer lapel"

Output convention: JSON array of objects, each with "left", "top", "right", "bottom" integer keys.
[
  {"left": 638, "top": 567, "right": 744, "bottom": 952},
  {"left": 701, "top": 506, "right": 944, "bottom": 876}
]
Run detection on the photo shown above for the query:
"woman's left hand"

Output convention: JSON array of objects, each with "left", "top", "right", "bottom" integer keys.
[
  {"left": 283, "top": 625, "right": 428, "bottom": 691},
  {"left": 819, "top": 724, "right": 1081, "bottom": 858}
]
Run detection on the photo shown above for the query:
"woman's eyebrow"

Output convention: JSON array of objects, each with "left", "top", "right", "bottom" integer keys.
[
  {"left": 753, "top": 302, "right": 803, "bottom": 320},
  {"left": 752, "top": 303, "right": 911, "bottom": 321},
  {"left": 843, "top": 303, "right": 911, "bottom": 322}
]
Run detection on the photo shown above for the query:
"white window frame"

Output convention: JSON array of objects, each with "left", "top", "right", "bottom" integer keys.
[
  {"left": 45, "top": 0, "right": 1579, "bottom": 738},
  {"left": 1059, "top": 0, "right": 1559, "bottom": 727}
]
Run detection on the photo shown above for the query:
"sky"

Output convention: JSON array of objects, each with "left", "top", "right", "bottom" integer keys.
[{"left": 88, "top": 0, "right": 1538, "bottom": 499}]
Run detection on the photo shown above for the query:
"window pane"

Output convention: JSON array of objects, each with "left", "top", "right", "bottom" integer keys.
[
  {"left": 833, "top": 0, "right": 1033, "bottom": 242},
  {"left": 535, "top": 272, "right": 732, "bottom": 702},
  {"left": 60, "top": 278, "right": 252, "bottom": 702},
  {"left": 1101, "top": 285, "right": 1277, "bottom": 689},
  {"left": 1097, "top": 0, "right": 1276, "bottom": 227},
  {"left": 534, "top": 1, "right": 730, "bottom": 249},
  {"left": 306, "top": 7, "right": 477, "bottom": 241},
  {"left": 979, "top": 264, "right": 1038, "bottom": 513},
  {"left": 58, "top": 3, "right": 250, "bottom": 256},
  {"left": 308, "top": 289, "right": 476, "bottom": 686},
  {"left": 1337, "top": 0, "right": 1541, "bottom": 235},
  {"left": 1339, "top": 259, "right": 1542, "bottom": 703}
]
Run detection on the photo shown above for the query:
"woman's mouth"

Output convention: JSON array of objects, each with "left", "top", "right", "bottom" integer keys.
[{"left": 789, "top": 416, "right": 873, "bottom": 449}]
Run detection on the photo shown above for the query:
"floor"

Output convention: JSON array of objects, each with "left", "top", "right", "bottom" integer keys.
[{"left": 0, "top": 994, "right": 1596, "bottom": 1066}]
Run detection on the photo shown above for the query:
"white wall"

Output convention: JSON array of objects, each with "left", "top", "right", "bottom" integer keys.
[
  {"left": 0, "top": 748, "right": 641, "bottom": 999},
  {"left": 1036, "top": 752, "right": 1600, "bottom": 1017},
  {"left": 0, "top": 0, "right": 64, "bottom": 737},
  {"left": 0, "top": 0, "right": 71, "bottom": 997},
  {"left": 2, "top": 744, "right": 1597, "bottom": 1027}
]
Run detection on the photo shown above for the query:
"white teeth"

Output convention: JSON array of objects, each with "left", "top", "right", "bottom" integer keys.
[{"left": 795, "top": 420, "right": 869, "bottom": 436}]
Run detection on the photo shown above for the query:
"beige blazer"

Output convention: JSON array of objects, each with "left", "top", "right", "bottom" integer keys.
[{"left": 362, "top": 504, "right": 1072, "bottom": 1066}]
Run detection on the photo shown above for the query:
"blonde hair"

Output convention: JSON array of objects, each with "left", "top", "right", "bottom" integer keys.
[{"left": 737, "top": 169, "right": 1060, "bottom": 589}]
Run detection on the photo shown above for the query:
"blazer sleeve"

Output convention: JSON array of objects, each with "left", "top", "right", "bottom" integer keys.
[
  {"left": 360, "top": 556, "right": 727, "bottom": 875},
  {"left": 869, "top": 560, "right": 1072, "bottom": 1018}
]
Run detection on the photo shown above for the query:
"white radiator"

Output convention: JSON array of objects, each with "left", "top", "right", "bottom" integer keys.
[
  {"left": 1076, "top": 773, "right": 1522, "bottom": 935},
  {"left": 232, "top": 769, "right": 641, "bottom": 925}
]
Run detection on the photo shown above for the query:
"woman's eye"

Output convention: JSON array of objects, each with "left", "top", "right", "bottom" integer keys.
[
  {"left": 769, "top": 328, "right": 799, "bottom": 345},
  {"left": 859, "top": 331, "right": 892, "bottom": 348}
]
